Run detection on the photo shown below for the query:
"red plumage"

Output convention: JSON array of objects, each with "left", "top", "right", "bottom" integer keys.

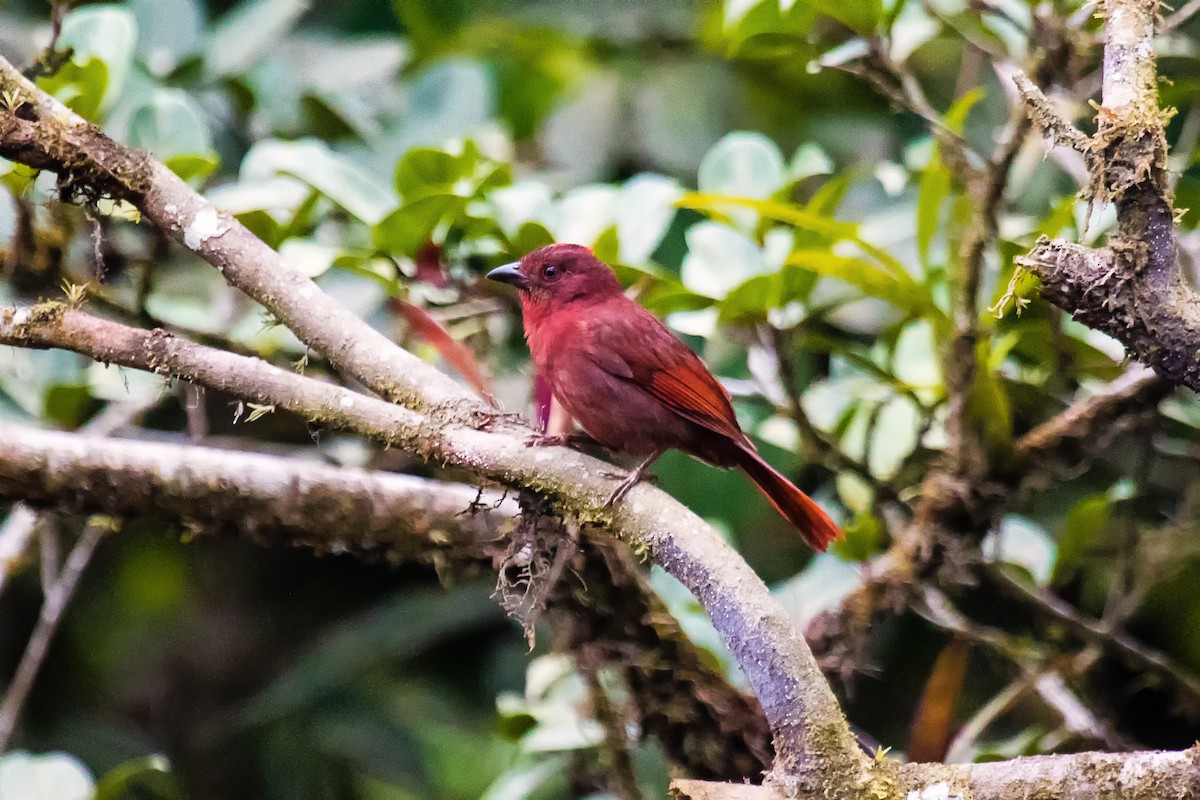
[{"left": 488, "top": 243, "right": 842, "bottom": 552}]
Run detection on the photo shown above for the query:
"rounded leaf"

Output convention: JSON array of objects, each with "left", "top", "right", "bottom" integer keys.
[
  {"left": 128, "top": 90, "right": 217, "bottom": 181},
  {"left": 615, "top": 174, "right": 683, "bottom": 265},
  {"left": 698, "top": 132, "right": 785, "bottom": 200},
  {"left": 680, "top": 221, "right": 767, "bottom": 299},
  {"left": 58, "top": 6, "right": 138, "bottom": 109},
  {"left": 0, "top": 752, "right": 94, "bottom": 800}
]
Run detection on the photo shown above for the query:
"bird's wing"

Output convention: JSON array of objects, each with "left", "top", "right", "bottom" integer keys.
[{"left": 585, "top": 301, "right": 753, "bottom": 448}]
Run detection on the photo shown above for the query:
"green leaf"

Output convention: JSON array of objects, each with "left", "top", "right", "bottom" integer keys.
[
  {"left": 36, "top": 58, "right": 108, "bottom": 122},
  {"left": 944, "top": 87, "right": 985, "bottom": 133},
  {"left": 128, "top": 90, "right": 218, "bottom": 181},
  {"left": 772, "top": 554, "right": 864, "bottom": 628},
  {"left": 204, "top": 0, "right": 309, "bottom": 77},
  {"left": 681, "top": 192, "right": 911, "bottom": 279},
  {"left": 509, "top": 221, "right": 556, "bottom": 255},
  {"left": 247, "top": 139, "right": 397, "bottom": 225},
  {"left": 916, "top": 148, "right": 951, "bottom": 268},
  {"left": 1054, "top": 494, "right": 1112, "bottom": 585},
  {"left": 809, "top": 0, "right": 882, "bottom": 34},
  {"left": 698, "top": 132, "right": 786, "bottom": 200},
  {"left": 43, "top": 384, "right": 98, "bottom": 429},
  {"left": 868, "top": 395, "right": 921, "bottom": 479},
  {"left": 391, "top": 0, "right": 468, "bottom": 55},
  {"left": 615, "top": 174, "right": 683, "bottom": 264},
  {"left": 970, "top": 360, "right": 1013, "bottom": 455},
  {"left": 834, "top": 511, "right": 885, "bottom": 562},
  {"left": 786, "top": 249, "right": 936, "bottom": 315},
  {"left": 373, "top": 194, "right": 468, "bottom": 255},
  {"left": 679, "top": 221, "right": 769, "bottom": 299},
  {"left": 395, "top": 147, "right": 467, "bottom": 199},
  {"left": 95, "top": 755, "right": 182, "bottom": 800},
  {"left": 985, "top": 517, "right": 1056, "bottom": 586},
  {"left": 55, "top": 5, "right": 137, "bottom": 113}
]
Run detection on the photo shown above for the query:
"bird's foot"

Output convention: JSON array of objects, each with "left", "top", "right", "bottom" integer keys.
[
  {"left": 602, "top": 468, "right": 659, "bottom": 507},
  {"left": 473, "top": 410, "right": 525, "bottom": 432},
  {"left": 603, "top": 448, "right": 666, "bottom": 507},
  {"left": 524, "top": 432, "right": 595, "bottom": 448}
]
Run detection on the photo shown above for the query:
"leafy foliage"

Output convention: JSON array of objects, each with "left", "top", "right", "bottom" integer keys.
[{"left": 1, "top": 0, "right": 1200, "bottom": 796}]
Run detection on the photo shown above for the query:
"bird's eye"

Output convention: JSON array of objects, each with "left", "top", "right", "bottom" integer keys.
[{"left": 542, "top": 264, "right": 561, "bottom": 280}]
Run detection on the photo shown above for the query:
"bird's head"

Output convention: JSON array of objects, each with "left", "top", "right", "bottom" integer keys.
[{"left": 487, "top": 243, "right": 621, "bottom": 308}]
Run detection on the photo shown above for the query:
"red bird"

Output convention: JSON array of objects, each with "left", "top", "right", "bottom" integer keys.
[{"left": 488, "top": 243, "right": 842, "bottom": 552}]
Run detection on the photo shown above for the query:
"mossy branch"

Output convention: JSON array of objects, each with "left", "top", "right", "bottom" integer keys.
[
  {"left": 0, "top": 303, "right": 865, "bottom": 785},
  {"left": 1016, "top": 0, "right": 1200, "bottom": 393}
]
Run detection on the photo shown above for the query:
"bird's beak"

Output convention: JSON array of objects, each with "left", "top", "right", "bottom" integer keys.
[{"left": 487, "top": 262, "right": 530, "bottom": 290}]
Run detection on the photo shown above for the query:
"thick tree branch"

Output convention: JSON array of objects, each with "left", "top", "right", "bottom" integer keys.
[
  {"left": 1016, "top": 0, "right": 1200, "bottom": 392},
  {"left": 671, "top": 744, "right": 1200, "bottom": 799},
  {"left": 0, "top": 398, "right": 155, "bottom": 596},
  {"left": 0, "top": 55, "right": 467, "bottom": 414},
  {"left": 0, "top": 423, "right": 511, "bottom": 562},
  {"left": 0, "top": 48, "right": 869, "bottom": 779},
  {"left": 0, "top": 304, "right": 863, "bottom": 783},
  {"left": 0, "top": 425, "right": 773, "bottom": 775}
]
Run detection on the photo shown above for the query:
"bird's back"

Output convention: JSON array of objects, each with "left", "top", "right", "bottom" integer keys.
[{"left": 526, "top": 293, "right": 753, "bottom": 462}]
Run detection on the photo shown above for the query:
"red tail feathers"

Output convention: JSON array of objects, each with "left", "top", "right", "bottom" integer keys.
[{"left": 734, "top": 446, "right": 842, "bottom": 551}]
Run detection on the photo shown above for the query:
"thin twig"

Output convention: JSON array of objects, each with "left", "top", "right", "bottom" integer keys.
[
  {"left": 1165, "top": 0, "right": 1200, "bottom": 31},
  {"left": 766, "top": 326, "right": 895, "bottom": 502},
  {"left": 986, "top": 565, "right": 1200, "bottom": 708},
  {"left": 0, "top": 398, "right": 155, "bottom": 599},
  {"left": 0, "top": 517, "right": 113, "bottom": 751},
  {"left": 581, "top": 664, "right": 640, "bottom": 800}
]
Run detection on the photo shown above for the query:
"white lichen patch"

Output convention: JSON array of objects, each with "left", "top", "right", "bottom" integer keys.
[
  {"left": 1117, "top": 750, "right": 1177, "bottom": 787},
  {"left": 183, "top": 206, "right": 228, "bottom": 250},
  {"left": 10, "top": 308, "right": 29, "bottom": 327},
  {"left": 339, "top": 395, "right": 355, "bottom": 409},
  {"left": 907, "top": 782, "right": 963, "bottom": 800}
]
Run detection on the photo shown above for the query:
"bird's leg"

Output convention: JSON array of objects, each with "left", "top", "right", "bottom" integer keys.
[
  {"left": 524, "top": 431, "right": 599, "bottom": 449},
  {"left": 605, "top": 447, "right": 666, "bottom": 507}
]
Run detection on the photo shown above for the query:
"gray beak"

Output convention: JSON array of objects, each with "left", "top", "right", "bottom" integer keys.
[{"left": 486, "top": 262, "right": 529, "bottom": 290}]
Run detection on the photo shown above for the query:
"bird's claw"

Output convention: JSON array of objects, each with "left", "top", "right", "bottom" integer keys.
[
  {"left": 474, "top": 410, "right": 525, "bottom": 432},
  {"left": 525, "top": 432, "right": 595, "bottom": 449},
  {"left": 602, "top": 470, "right": 658, "bottom": 507},
  {"left": 525, "top": 433, "right": 569, "bottom": 448}
]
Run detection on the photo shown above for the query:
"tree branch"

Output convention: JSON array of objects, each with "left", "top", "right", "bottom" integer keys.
[
  {"left": 671, "top": 744, "right": 1200, "bottom": 799},
  {"left": 0, "top": 423, "right": 511, "bottom": 562},
  {"left": 1016, "top": 0, "right": 1200, "bottom": 393},
  {"left": 0, "top": 516, "right": 111, "bottom": 750},
  {"left": 0, "top": 55, "right": 468, "bottom": 414},
  {"left": 0, "top": 423, "right": 773, "bottom": 778},
  {"left": 0, "top": 304, "right": 863, "bottom": 782},
  {"left": 0, "top": 46, "right": 871, "bottom": 778}
]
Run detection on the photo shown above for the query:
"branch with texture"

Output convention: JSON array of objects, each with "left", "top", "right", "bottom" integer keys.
[
  {"left": 0, "top": 47, "right": 868, "bottom": 781},
  {"left": 1015, "top": 0, "right": 1200, "bottom": 392},
  {"left": 0, "top": 302, "right": 863, "bottom": 783},
  {"left": 0, "top": 423, "right": 774, "bottom": 775},
  {"left": 0, "top": 423, "right": 511, "bottom": 563},
  {"left": 671, "top": 744, "right": 1200, "bottom": 800},
  {"left": 0, "top": 398, "right": 155, "bottom": 596},
  {"left": 808, "top": 368, "right": 1170, "bottom": 674}
]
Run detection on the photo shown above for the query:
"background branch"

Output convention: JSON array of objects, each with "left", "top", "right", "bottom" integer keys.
[{"left": 1017, "top": 0, "right": 1200, "bottom": 391}]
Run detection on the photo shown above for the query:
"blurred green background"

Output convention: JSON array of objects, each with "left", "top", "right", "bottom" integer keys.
[{"left": 0, "top": 0, "right": 1199, "bottom": 797}]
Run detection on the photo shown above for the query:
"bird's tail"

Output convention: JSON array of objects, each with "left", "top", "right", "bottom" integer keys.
[{"left": 733, "top": 445, "right": 842, "bottom": 551}]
